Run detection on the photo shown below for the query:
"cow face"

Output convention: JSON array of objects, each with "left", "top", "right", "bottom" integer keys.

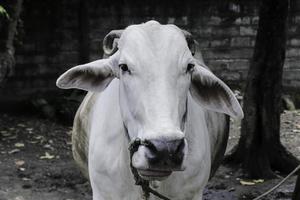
[{"left": 56, "top": 21, "right": 243, "bottom": 181}]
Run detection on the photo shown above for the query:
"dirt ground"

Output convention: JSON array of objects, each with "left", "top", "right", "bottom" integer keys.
[{"left": 0, "top": 110, "right": 299, "bottom": 200}]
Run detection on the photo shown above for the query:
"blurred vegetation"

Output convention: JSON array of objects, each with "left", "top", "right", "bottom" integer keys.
[{"left": 0, "top": 5, "right": 9, "bottom": 19}]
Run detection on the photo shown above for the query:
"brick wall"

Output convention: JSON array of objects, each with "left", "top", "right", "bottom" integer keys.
[{"left": 0, "top": 0, "right": 299, "bottom": 102}]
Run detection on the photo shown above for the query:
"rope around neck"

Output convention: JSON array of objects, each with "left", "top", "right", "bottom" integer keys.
[{"left": 128, "top": 138, "right": 171, "bottom": 200}]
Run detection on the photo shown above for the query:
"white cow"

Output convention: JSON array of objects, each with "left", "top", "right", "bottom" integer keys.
[{"left": 56, "top": 21, "right": 243, "bottom": 200}]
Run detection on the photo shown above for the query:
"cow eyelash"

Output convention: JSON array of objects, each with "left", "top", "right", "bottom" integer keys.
[{"left": 186, "top": 63, "right": 195, "bottom": 73}]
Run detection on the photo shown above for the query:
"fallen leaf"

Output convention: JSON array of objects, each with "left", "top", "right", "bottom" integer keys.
[
  {"left": 14, "top": 143, "right": 25, "bottom": 148},
  {"left": 27, "top": 140, "right": 38, "bottom": 144},
  {"left": 17, "top": 124, "right": 26, "bottom": 127},
  {"left": 1, "top": 131, "right": 11, "bottom": 137},
  {"left": 253, "top": 179, "right": 264, "bottom": 183},
  {"left": 240, "top": 179, "right": 264, "bottom": 186},
  {"left": 19, "top": 167, "right": 26, "bottom": 171},
  {"left": 43, "top": 144, "right": 54, "bottom": 150},
  {"left": 240, "top": 180, "right": 255, "bottom": 186},
  {"left": 40, "top": 152, "right": 55, "bottom": 160},
  {"left": 8, "top": 149, "right": 20, "bottom": 154},
  {"left": 15, "top": 160, "right": 25, "bottom": 167},
  {"left": 34, "top": 135, "right": 43, "bottom": 140}
]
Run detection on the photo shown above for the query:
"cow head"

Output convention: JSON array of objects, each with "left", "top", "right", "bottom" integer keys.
[{"left": 57, "top": 21, "right": 243, "bottom": 181}]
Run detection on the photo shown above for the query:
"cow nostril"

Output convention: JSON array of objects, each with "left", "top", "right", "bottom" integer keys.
[
  {"left": 169, "top": 139, "right": 185, "bottom": 165},
  {"left": 143, "top": 139, "right": 157, "bottom": 153},
  {"left": 175, "top": 139, "right": 185, "bottom": 154}
]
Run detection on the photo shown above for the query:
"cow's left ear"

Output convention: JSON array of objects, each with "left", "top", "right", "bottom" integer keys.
[
  {"left": 190, "top": 64, "right": 244, "bottom": 119},
  {"left": 56, "top": 56, "right": 119, "bottom": 92}
]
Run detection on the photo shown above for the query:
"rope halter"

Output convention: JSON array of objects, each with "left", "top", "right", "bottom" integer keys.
[{"left": 128, "top": 138, "right": 171, "bottom": 200}]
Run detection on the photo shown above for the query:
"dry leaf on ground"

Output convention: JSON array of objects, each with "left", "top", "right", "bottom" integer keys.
[
  {"left": 8, "top": 149, "right": 20, "bottom": 154},
  {"left": 40, "top": 152, "right": 55, "bottom": 160},
  {"left": 14, "top": 143, "right": 25, "bottom": 148},
  {"left": 240, "top": 179, "right": 264, "bottom": 186}
]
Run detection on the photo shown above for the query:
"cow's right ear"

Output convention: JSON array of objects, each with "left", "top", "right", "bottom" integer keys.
[
  {"left": 56, "top": 56, "right": 119, "bottom": 92},
  {"left": 190, "top": 64, "right": 244, "bottom": 119}
]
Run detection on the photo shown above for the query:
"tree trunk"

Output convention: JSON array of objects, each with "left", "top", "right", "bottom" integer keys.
[
  {"left": 293, "top": 174, "right": 300, "bottom": 200},
  {"left": 225, "top": 0, "right": 299, "bottom": 178},
  {"left": 0, "top": 0, "right": 23, "bottom": 83}
]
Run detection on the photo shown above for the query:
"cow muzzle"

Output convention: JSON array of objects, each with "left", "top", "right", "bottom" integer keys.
[{"left": 130, "top": 137, "right": 187, "bottom": 181}]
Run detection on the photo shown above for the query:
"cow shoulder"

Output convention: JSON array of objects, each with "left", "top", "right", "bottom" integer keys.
[{"left": 72, "top": 92, "right": 98, "bottom": 179}]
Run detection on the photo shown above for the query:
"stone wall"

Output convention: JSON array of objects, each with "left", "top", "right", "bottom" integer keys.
[{"left": 0, "top": 0, "right": 299, "bottom": 102}]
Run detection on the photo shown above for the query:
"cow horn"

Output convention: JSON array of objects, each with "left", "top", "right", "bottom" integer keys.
[
  {"left": 103, "top": 30, "right": 123, "bottom": 56},
  {"left": 182, "top": 30, "right": 196, "bottom": 56}
]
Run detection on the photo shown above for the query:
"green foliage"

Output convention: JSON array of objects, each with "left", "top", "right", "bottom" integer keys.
[{"left": 0, "top": 5, "right": 9, "bottom": 19}]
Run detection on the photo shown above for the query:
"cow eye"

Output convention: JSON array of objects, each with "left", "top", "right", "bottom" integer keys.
[
  {"left": 186, "top": 63, "right": 195, "bottom": 73},
  {"left": 119, "top": 64, "right": 129, "bottom": 72}
]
